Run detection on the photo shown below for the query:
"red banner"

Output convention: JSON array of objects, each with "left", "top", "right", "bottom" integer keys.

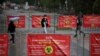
[
  {"left": 83, "top": 15, "right": 100, "bottom": 28},
  {"left": 27, "top": 34, "right": 70, "bottom": 56},
  {"left": 90, "top": 33, "right": 100, "bottom": 56},
  {"left": 0, "top": 34, "right": 8, "bottom": 56},
  {"left": 7, "top": 16, "right": 25, "bottom": 28},
  {"left": 58, "top": 15, "right": 77, "bottom": 29},
  {"left": 32, "top": 15, "right": 51, "bottom": 28}
]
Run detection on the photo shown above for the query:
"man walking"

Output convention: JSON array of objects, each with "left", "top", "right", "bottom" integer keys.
[
  {"left": 74, "top": 12, "right": 85, "bottom": 37},
  {"left": 8, "top": 21, "right": 16, "bottom": 44},
  {"left": 41, "top": 15, "right": 48, "bottom": 33}
]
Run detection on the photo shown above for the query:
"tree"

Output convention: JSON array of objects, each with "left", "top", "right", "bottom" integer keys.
[
  {"left": 93, "top": 0, "right": 100, "bottom": 14},
  {"left": 40, "top": 0, "right": 61, "bottom": 10},
  {"left": 71, "top": 0, "right": 95, "bottom": 14},
  {"left": 0, "top": 0, "right": 5, "bottom": 4},
  {"left": 10, "top": 0, "right": 25, "bottom": 4}
]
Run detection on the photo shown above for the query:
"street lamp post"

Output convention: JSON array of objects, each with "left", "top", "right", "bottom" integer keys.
[
  {"left": 65, "top": 0, "right": 68, "bottom": 9},
  {"left": 65, "top": 0, "right": 68, "bottom": 14}
]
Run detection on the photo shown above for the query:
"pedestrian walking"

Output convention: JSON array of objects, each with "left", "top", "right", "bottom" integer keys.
[
  {"left": 41, "top": 15, "right": 48, "bottom": 33},
  {"left": 74, "top": 12, "right": 85, "bottom": 37},
  {"left": 8, "top": 21, "right": 16, "bottom": 44}
]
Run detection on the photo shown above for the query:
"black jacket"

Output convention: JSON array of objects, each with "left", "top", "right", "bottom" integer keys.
[
  {"left": 41, "top": 18, "right": 48, "bottom": 27},
  {"left": 8, "top": 22, "right": 16, "bottom": 33},
  {"left": 77, "top": 16, "right": 82, "bottom": 26}
]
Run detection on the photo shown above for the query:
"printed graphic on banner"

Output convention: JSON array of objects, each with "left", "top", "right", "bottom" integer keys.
[
  {"left": 32, "top": 15, "right": 51, "bottom": 28},
  {"left": 27, "top": 34, "right": 70, "bottom": 56},
  {"left": 7, "top": 16, "right": 25, "bottom": 28},
  {"left": 83, "top": 15, "right": 100, "bottom": 28},
  {"left": 58, "top": 15, "right": 77, "bottom": 29},
  {"left": 0, "top": 34, "right": 8, "bottom": 56},
  {"left": 90, "top": 33, "right": 100, "bottom": 56}
]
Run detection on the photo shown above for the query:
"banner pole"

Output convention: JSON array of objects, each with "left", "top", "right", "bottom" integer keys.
[
  {"left": 54, "top": 15, "right": 56, "bottom": 33},
  {"left": 83, "top": 34, "right": 84, "bottom": 56},
  {"left": 77, "top": 36, "right": 78, "bottom": 56}
]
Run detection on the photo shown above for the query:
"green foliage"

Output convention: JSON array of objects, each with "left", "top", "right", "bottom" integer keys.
[
  {"left": 40, "top": 0, "right": 50, "bottom": 7},
  {"left": 26, "top": 0, "right": 35, "bottom": 5},
  {"left": 71, "top": 0, "right": 95, "bottom": 14},
  {"left": 0, "top": 0, "right": 5, "bottom": 4},
  {"left": 93, "top": 0, "right": 100, "bottom": 14},
  {"left": 40, "top": 0, "right": 61, "bottom": 8},
  {"left": 7, "top": 0, "right": 100, "bottom": 14},
  {"left": 10, "top": 0, "right": 25, "bottom": 4}
]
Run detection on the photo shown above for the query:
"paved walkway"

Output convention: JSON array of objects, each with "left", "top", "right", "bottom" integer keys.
[{"left": 0, "top": 9, "right": 89, "bottom": 56}]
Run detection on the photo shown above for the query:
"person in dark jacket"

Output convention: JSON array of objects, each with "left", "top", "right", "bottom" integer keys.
[
  {"left": 41, "top": 15, "right": 48, "bottom": 27},
  {"left": 8, "top": 21, "right": 16, "bottom": 44},
  {"left": 74, "top": 12, "right": 85, "bottom": 37},
  {"left": 41, "top": 15, "right": 48, "bottom": 33}
]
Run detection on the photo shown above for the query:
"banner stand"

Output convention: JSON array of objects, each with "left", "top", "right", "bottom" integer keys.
[{"left": 27, "top": 34, "right": 70, "bottom": 56}]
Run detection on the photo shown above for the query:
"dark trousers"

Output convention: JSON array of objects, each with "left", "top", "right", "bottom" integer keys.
[
  {"left": 75, "top": 25, "right": 85, "bottom": 37},
  {"left": 75, "top": 25, "right": 81, "bottom": 34},
  {"left": 10, "top": 33, "right": 15, "bottom": 43}
]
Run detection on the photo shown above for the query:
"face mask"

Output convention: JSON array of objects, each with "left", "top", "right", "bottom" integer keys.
[{"left": 44, "top": 17, "right": 47, "bottom": 18}]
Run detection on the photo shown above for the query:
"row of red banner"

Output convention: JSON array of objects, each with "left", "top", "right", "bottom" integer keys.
[
  {"left": 0, "top": 34, "right": 100, "bottom": 56},
  {"left": 7, "top": 16, "right": 25, "bottom": 28},
  {"left": 58, "top": 15, "right": 77, "bottom": 28},
  {"left": 7, "top": 15, "right": 100, "bottom": 28},
  {"left": 83, "top": 15, "right": 100, "bottom": 28},
  {"left": 27, "top": 34, "right": 100, "bottom": 56},
  {"left": 31, "top": 15, "right": 51, "bottom": 28},
  {"left": 90, "top": 33, "right": 100, "bottom": 56},
  {"left": 0, "top": 34, "right": 8, "bottom": 56}
]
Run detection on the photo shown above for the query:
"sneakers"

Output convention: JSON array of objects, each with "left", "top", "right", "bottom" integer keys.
[
  {"left": 10, "top": 38, "right": 15, "bottom": 44},
  {"left": 74, "top": 34, "right": 77, "bottom": 38}
]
